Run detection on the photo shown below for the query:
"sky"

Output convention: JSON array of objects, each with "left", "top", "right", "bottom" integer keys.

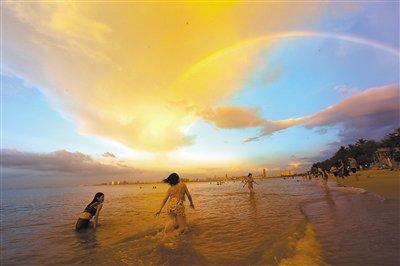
[{"left": 2, "top": 2, "right": 399, "bottom": 187}]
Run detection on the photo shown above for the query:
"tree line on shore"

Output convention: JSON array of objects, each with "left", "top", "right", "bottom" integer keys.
[{"left": 313, "top": 128, "right": 400, "bottom": 171}]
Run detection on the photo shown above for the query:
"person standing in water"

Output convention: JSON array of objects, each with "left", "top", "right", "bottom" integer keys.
[
  {"left": 75, "top": 192, "right": 104, "bottom": 231},
  {"left": 243, "top": 173, "right": 258, "bottom": 194},
  {"left": 155, "top": 173, "right": 194, "bottom": 236}
]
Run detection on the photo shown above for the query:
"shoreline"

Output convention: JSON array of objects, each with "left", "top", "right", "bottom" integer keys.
[{"left": 329, "top": 169, "right": 400, "bottom": 200}]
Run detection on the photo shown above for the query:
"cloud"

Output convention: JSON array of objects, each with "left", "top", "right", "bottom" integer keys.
[
  {"left": 242, "top": 118, "right": 306, "bottom": 142},
  {"left": 201, "top": 106, "right": 264, "bottom": 128},
  {"left": 303, "top": 84, "right": 399, "bottom": 144},
  {"left": 334, "top": 85, "right": 360, "bottom": 96},
  {"left": 3, "top": 2, "right": 326, "bottom": 152},
  {"left": 288, "top": 162, "right": 301, "bottom": 168},
  {"left": 201, "top": 106, "right": 304, "bottom": 141},
  {"left": 1, "top": 149, "right": 140, "bottom": 177},
  {"left": 298, "top": 148, "right": 339, "bottom": 164},
  {"left": 102, "top": 152, "right": 116, "bottom": 158},
  {"left": 211, "top": 84, "right": 399, "bottom": 144}
]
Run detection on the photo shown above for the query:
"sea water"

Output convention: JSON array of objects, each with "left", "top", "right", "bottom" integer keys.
[{"left": 1, "top": 178, "right": 399, "bottom": 265}]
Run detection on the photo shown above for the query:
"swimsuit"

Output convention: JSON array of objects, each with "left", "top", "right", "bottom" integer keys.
[
  {"left": 166, "top": 197, "right": 185, "bottom": 217},
  {"left": 75, "top": 202, "right": 98, "bottom": 230}
]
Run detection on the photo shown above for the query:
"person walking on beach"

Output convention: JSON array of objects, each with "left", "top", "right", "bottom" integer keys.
[
  {"left": 243, "top": 173, "right": 258, "bottom": 194},
  {"left": 330, "top": 163, "right": 342, "bottom": 185},
  {"left": 311, "top": 165, "right": 327, "bottom": 179},
  {"left": 337, "top": 160, "right": 345, "bottom": 178},
  {"left": 330, "top": 165, "right": 339, "bottom": 177},
  {"left": 155, "top": 173, "right": 194, "bottom": 237},
  {"left": 348, "top": 157, "right": 358, "bottom": 173},
  {"left": 75, "top": 192, "right": 104, "bottom": 231},
  {"left": 340, "top": 159, "right": 350, "bottom": 177},
  {"left": 348, "top": 157, "right": 359, "bottom": 181}
]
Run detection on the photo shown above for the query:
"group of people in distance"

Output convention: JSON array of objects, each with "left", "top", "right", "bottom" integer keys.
[
  {"left": 306, "top": 157, "right": 361, "bottom": 187},
  {"left": 329, "top": 157, "right": 358, "bottom": 179},
  {"left": 75, "top": 172, "right": 258, "bottom": 237}
]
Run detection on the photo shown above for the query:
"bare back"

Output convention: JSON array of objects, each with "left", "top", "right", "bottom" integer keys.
[{"left": 168, "top": 182, "right": 187, "bottom": 201}]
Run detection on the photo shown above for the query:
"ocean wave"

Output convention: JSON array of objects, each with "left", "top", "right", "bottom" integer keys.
[{"left": 328, "top": 186, "right": 367, "bottom": 194}]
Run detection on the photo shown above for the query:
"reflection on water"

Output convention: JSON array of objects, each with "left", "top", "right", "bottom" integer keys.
[
  {"left": 2, "top": 179, "right": 399, "bottom": 265},
  {"left": 75, "top": 227, "right": 100, "bottom": 250},
  {"left": 279, "top": 223, "right": 324, "bottom": 266}
]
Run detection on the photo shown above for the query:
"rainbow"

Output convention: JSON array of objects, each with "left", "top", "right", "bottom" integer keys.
[{"left": 175, "top": 31, "right": 399, "bottom": 84}]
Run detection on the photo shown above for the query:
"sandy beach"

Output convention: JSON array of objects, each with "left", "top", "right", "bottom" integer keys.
[{"left": 331, "top": 169, "right": 400, "bottom": 200}]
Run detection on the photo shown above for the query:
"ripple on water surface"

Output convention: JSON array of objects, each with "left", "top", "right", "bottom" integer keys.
[{"left": 2, "top": 179, "right": 399, "bottom": 265}]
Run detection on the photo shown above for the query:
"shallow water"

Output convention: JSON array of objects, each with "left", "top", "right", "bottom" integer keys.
[{"left": 2, "top": 178, "right": 399, "bottom": 265}]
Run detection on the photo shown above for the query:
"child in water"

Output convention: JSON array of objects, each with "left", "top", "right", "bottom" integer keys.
[
  {"left": 155, "top": 173, "right": 195, "bottom": 237},
  {"left": 243, "top": 173, "right": 258, "bottom": 194},
  {"left": 75, "top": 192, "right": 104, "bottom": 231}
]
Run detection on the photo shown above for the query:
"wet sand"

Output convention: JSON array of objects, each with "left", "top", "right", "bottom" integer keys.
[{"left": 332, "top": 169, "right": 400, "bottom": 199}]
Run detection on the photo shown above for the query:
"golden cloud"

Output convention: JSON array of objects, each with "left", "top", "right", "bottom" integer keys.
[
  {"left": 4, "top": 2, "right": 326, "bottom": 152},
  {"left": 201, "top": 106, "right": 264, "bottom": 128}
]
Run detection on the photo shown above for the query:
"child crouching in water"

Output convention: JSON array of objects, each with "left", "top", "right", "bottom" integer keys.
[{"left": 155, "top": 173, "right": 194, "bottom": 237}]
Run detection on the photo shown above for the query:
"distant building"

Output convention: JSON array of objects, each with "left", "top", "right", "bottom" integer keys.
[{"left": 281, "top": 170, "right": 294, "bottom": 177}]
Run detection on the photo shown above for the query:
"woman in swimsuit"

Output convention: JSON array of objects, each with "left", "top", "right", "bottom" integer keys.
[
  {"left": 243, "top": 173, "right": 258, "bottom": 194},
  {"left": 75, "top": 192, "right": 104, "bottom": 231},
  {"left": 155, "top": 173, "right": 194, "bottom": 236}
]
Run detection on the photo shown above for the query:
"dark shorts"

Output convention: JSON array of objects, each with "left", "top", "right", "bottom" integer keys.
[
  {"left": 75, "top": 218, "right": 90, "bottom": 231},
  {"left": 351, "top": 168, "right": 357, "bottom": 173}
]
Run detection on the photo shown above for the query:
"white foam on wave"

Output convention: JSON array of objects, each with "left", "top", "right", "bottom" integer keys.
[
  {"left": 328, "top": 183, "right": 386, "bottom": 201},
  {"left": 314, "top": 180, "right": 367, "bottom": 195},
  {"left": 328, "top": 186, "right": 367, "bottom": 194}
]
